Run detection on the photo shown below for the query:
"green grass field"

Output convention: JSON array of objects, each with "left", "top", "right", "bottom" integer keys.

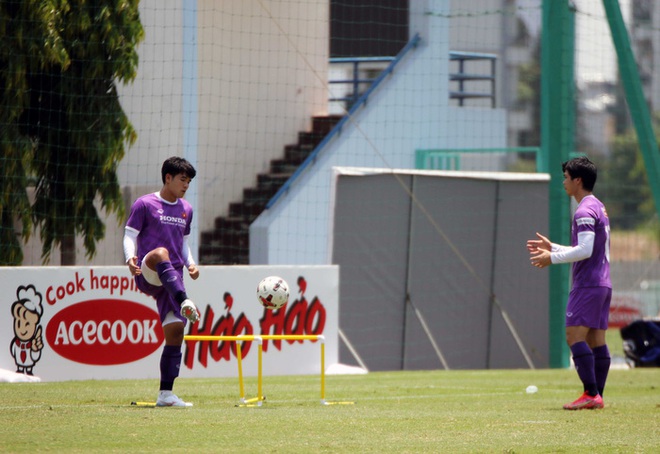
[{"left": 1, "top": 367, "right": 658, "bottom": 453}]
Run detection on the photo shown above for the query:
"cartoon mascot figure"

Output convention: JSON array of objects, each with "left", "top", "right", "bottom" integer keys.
[{"left": 10, "top": 285, "right": 44, "bottom": 375}]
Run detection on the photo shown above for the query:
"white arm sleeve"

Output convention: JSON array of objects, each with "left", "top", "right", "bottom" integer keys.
[
  {"left": 550, "top": 231, "right": 594, "bottom": 264},
  {"left": 123, "top": 228, "right": 139, "bottom": 263},
  {"left": 551, "top": 243, "right": 571, "bottom": 253},
  {"left": 182, "top": 235, "right": 196, "bottom": 267}
]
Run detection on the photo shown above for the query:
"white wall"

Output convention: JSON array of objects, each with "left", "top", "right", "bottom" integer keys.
[{"left": 116, "top": 0, "right": 185, "bottom": 186}]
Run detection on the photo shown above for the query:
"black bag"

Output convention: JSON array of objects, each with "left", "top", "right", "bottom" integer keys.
[{"left": 620, "top": 319, "right": 660, "bottom": 367}]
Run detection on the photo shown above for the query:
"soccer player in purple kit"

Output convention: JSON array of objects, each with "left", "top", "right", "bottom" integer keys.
[
  {"left": 527, "top": 156, "right": 611, "bottom": 410},
  {"left": 123, "top": 156, "right": 201, "bottom": 407}
]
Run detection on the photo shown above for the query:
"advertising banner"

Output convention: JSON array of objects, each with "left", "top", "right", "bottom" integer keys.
[{"left": 1, "top": 266, "right": 338, "bottom": 382}]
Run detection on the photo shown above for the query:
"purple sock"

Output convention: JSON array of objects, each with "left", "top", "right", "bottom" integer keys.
[
  {"left": 156, "top": 261, "right": 187, "bottom": 304},
  {"left": 159, "top": 345, "right": 182, "bottom": 391},
  {"left": 570, "top": 341, "right": 598, "bottom": 396},
  {"left": 593, "top": 344, "right": 610, "bottom": 397}
]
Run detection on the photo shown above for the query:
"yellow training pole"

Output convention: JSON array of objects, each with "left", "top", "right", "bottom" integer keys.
[
  {"left": 257, "top": 338, "right": 264, "bottom": 405},
  {"left": 185, "top": 335, "right": 256, "bottom": 342},
  {"left": 320, "top": 341, "right": 326, "bottom": 404},
  {"left": 259, "top": 335, "right": 323, "bottom": 341},
  {"left": 236, "top": 342, "right": 245, "bottom": 402},
  {"left": 185, "top": 334, "right": 322, "bottom": 342}
]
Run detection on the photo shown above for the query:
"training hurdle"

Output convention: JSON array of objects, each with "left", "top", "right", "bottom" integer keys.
[{"left": 184, "top": 334, "right": 352, "bottom": 406}]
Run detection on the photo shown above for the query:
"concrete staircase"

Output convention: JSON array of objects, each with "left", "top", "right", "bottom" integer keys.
[{"left": 199, "top": 114, "right": 343, "bottom": 264}]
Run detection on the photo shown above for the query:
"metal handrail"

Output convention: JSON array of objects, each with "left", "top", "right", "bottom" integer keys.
[
  {"left": 416, "top": 147, "right": 542, "bottom": 172},
  {"left": 330, "top": 51, "right": 497, "bottom": 109},
  {"left": 329, "top": 56, "right": 395, "bottom": 106},
  {"left": 449, "top": 51, "right": 497, "bottom": 107}
]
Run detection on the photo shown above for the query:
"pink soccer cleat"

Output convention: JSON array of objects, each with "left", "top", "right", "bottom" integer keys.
[{"left": 563, "top": 392, "right": 604, "bottom": 410}]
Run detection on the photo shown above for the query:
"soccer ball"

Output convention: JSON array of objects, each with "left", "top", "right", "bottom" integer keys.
[{"left": 256, "top": 276, "right": 290, "bottom": 310}]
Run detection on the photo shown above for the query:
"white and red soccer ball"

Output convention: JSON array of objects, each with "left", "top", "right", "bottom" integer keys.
[{"left": 256, "top": 276, "right": 289, "bottom": 310}]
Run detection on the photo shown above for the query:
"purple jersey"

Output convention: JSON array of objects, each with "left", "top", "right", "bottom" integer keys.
[
  {"left": 571, "top": 195, "right": 611, "bottom": 289},
  {"left": 125, "top": 192, "right": 193, "bottom": 271}
]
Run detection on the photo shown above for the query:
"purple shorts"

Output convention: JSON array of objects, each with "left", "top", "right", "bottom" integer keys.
[
  {"left": 135, "top": 273, "right": 186, "bottom": 324},
  {"left": 565, "top": 287, "right": 612, "bottom": 330}
]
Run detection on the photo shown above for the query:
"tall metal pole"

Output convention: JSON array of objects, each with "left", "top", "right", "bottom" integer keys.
[{"left": 541, "top": 0, "right": 575, "bottom": 368}]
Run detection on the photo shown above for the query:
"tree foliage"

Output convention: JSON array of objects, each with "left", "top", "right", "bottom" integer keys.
[
  {"left": 600, "top": 117, "right": 657, "bottom": 230},
  {"left": 0, "top": 0, "right": 144, "bottom": 265}
]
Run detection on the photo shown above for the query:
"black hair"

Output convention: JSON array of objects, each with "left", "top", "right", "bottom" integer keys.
[
  {"left": 562, "top": 156, "right": 597, "bottom": 191},
  {"left": 161, "top": 156, "right": 197, "bottom": 184}
]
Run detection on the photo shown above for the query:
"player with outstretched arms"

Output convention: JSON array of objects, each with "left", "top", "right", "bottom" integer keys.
[
  {"left": 527, "top": 156, "right": 611, "bottom": 410},
  {"left": 123, "top": 156, "right": 200, "bottom": 407}
]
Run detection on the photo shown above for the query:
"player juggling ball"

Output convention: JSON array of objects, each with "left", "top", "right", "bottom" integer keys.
[
  {"left": 124, "top": 156, "right": 200, "bottom": 407},
  {"left": 527, "top": 156, "right": 611, "bottom": 410}
]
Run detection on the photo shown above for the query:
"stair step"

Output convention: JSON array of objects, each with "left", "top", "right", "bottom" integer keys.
[
  {"left": 243, "top": 186, "right": 278, "bottom": 203},
  {"left": 284, "top": 144, "right": 315, "bottom": 163},
  {"left": 199, "top": 244, "right": 247, "bottom": 257},
  {"left": 201, "top": 229, "right": 248, "bottom": 247},
  {"left": 270, "top": 159, "right": 300, "bottom": 174},
  {"left": 298, "top": 131, "right": 325, "bottom": 147},
  {"left": 205, "top": 232, "right": 244, "bottom": 245},
  {"left": 312, "top": 115, "right": 343, "bottom": 135},
  {"left": 229, "top": 201, "right": 265, "bottom": 219},
  {"left": 257, "top": 173, "right": 291, "bottom": 189},
  {"left": 213, "top": 216, "right": 249, "bottom": 231}
]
